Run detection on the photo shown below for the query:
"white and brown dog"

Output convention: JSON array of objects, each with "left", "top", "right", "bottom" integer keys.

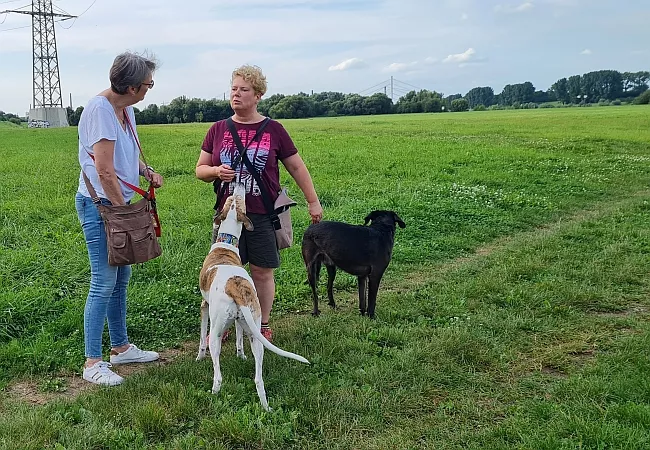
[{"left": 196, "top": 182, "right": 309, "bottom": 411}]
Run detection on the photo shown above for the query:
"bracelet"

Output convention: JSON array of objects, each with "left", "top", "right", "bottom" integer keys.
[{"left": 141, "top": 166, "right": 155, "bottom": 176}]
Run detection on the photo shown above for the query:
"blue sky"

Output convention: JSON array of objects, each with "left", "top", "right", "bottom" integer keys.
[{"left": 0, "top": 0, "right": 648, "bottom": 115}]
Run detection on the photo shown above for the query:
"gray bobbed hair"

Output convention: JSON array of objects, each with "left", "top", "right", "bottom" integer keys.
[{"left": 109, "top": 51, "right": 157, "bottom": 95}]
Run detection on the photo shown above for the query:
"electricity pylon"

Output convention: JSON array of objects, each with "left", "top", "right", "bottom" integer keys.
[{"left": 1, "top": 1, "right": 76, "bottom": 126}]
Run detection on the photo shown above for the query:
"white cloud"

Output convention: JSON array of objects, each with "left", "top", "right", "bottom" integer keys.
[
  {"left": 328, "top": 58, "right": 367, "bottom": 71},
  {"left": 443, "top": 48, "right": 476, "bottom": 64},
  {"left": 580, "top": 49, "right": 592, "bottom": 55},
  {"left": 495, "top": 2, "right": 534, "bottom": 13},
  {"left": 461, "top": 12, "right": 469, "bottom": 20},
  {"left": 424, "top": 56, "right": 438, "bottom": 64},
  {"left": 382, "top": 61, "right": 418, "bottom": 72}
]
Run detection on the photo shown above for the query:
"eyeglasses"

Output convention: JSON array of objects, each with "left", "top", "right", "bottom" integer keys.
[{"left": 141, "top": 80, "right": 154, "bottom": 89}]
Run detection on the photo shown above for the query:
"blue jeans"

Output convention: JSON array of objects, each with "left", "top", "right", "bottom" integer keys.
[{"left": 75, "top": 192, "right": 131, "bottom": 358}]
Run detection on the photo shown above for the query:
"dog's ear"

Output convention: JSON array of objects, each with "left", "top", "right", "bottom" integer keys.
[
  {"left": 393, "top": 212, "right": 406, "bottom": 228},
  {"left": 219, "top": 197, "right": 234, "bottom": 220},
  {"left": 364, "top": 210, "right": 380, "bottom": 225},
  {"left": 213, "top": 215, "right": 222, "bottom": 229},
  {"left": 238, "top": 212, "right": 254, "bottom": 231}
]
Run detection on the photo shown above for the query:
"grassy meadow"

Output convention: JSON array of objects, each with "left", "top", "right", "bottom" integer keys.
[{"left": 1, "top": 106, "right": 650, "bottom": 449}]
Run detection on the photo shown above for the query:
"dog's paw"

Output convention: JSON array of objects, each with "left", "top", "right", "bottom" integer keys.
[
  {"left": 211, "top": 384, "right": 222, "bottom": 394},
  {"left": 237, "top": 351, "right": 247, "bottom": 361}
]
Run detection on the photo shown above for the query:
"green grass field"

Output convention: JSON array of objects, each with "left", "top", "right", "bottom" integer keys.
[{"left": 1, "top": 107, "right": 650, "bottom": 449}]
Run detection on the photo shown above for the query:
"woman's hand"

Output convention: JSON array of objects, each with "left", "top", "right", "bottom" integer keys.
[
  {"left": 217, "top": 164, "right": 235, "bottom": 182},
  {"left": 144, "top": 169, "right": 163, "bottom": 188},
  {"left": 308, "top": 199, "right": 323, "bottom": 224},
  {"left": 149, "top": 172, "right": 163, "bottom": 188}
]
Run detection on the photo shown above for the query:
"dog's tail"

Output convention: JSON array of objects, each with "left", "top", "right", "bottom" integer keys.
[{"left": 240, "top": 306, "right": 310, "bottom": 364}]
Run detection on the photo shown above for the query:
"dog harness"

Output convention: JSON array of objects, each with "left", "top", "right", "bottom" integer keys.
[{"left": 216, "top": 232, "right": 239, "bottom": 247}]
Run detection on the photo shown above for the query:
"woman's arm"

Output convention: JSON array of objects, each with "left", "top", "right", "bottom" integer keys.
[
  {"left": 282, "top": 153, "right": 323, "bottom": 223},
  {"left": 196, "top": 150, "right": 234, "bottom": 183},
  {"left": 93, "top": 139, "right": 125, "bottom": 206}
]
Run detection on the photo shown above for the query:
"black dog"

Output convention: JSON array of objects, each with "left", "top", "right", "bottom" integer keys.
[{"left": 301, "top": 210, "right": 406, "bottom": 319}]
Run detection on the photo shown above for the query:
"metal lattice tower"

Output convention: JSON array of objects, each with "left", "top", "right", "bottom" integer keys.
[
  {"left": 32, "top": 0, "right": 66, "bottom": 107},
  {"left": 2, "top": 1, "right": 75, "bottom": 108}
]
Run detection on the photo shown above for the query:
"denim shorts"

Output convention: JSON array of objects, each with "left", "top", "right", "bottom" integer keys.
[{"left": 212, "top": 212, "right": 280, "bottom": 268}]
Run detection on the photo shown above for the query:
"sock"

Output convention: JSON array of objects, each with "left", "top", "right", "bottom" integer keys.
[{"left": 261, "top": 322, "right": 270, "bottom": 330}]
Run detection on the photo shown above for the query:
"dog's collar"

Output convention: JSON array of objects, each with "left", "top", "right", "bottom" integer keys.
[{"left": 216, "top": 233, "right": 239, "bottom": 247}]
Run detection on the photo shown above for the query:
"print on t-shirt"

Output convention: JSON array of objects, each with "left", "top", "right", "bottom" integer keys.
[{"left": 221, "top": 128, "right": 271, "bottom": 197}]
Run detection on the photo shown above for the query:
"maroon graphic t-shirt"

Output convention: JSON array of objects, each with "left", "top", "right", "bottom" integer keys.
[{"left": 201, "top": 118, "right": 298, "bottom": 214}]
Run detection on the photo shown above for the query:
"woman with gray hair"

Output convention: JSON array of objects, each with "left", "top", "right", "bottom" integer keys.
[{"left": 75, "top": 51, "right": 163, "bottom": 386}]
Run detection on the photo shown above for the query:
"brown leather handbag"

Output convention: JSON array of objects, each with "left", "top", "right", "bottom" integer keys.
[{"left": 83, "top": 173, "right": 162, "bottom": 266}]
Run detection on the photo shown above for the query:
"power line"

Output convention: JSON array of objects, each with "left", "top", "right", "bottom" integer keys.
[
  {"left": 54, "top": 0, "right": 96, "bottom": 30},
  {"left": 76, "top": 0, "right": 97, "bottom": 18},
  {"left": 358, "top": 79, "right": 390, "bottom": 95},
  {"left": 0, "top": 23, "right": 29, "bottom": 31},
  {"left": 393, "top": 79, "right": 423, "bottom": 91}
]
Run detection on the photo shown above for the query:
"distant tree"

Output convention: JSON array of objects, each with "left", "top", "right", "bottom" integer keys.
[
  {"left": 532, "top": 90, "right": 551, "bottom": 103},
  {"left": 580, "top": 70, "right": 623, "bottom": 101},
  {"left": 183, "top": 98, "right": 203, "bottom": 123},
  {"left": 633, "top": 89, "right": 650, "bottom": 105},
  {"left": 258, "top": 94, "right": 285, "bottom": 116},
  {"left": 465, "top": 86, "right": 494, "bottom": 108},
  {"left": 567, "top": 75, "right": 582, "bottom": 103},
  {"left": 550, "top": 77, "right": 570, "bottom": 104},
  {"left": 622, "top": 71, "right": 650, "bottom": 97},
  {"left": 395, "top": 90, "right": 443, "bottom": 113},
  {"left": 450, "top": 98, "right": 469, "bottom": 112},
  {"left": 269, "top": 95, "right": 315, "bottom": 118},
  {"left": 309, "top": 91, "right": 345, "bottom": 116},
  {"left": 499, "top": 81, "right": 535, "bottom": 105},
  {"left": 202, "top": 99, "right": 232, "bottom": 122},
  {"left": 167, "top": 96, "right": 188, "bottom": 123},
  {"left": 362, "top": 93, "right": 393, "bottom": 115}
]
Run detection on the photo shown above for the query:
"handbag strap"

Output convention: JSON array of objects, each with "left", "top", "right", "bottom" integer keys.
[
  {"left": 82, "top": 171, "right": 102, "bottom": 204},
  {"left": 123, "top": 110, "right": 155, "bottom": 201},
  {"left": 214, "top": 117, "right": 270, "bottom": 210}
]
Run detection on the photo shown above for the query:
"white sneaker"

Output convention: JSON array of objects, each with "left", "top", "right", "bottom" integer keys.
[
  {"left": 83, "top": 361, "right": 124, "bottom": 386},
  {"left": 110, "top": 344, "right": 159, "bottom": 364}
]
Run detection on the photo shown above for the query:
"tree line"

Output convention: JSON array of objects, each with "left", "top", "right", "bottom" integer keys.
[
  {"left": 0, "top": 111, "right": 23, "bottom": 125},
  {"left": 64, "top": 69, "right": 650, "bottom": 125}
]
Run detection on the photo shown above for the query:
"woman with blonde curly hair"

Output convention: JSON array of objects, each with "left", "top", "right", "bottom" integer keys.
[{"left": 196, "top": 65, "right": 322, "bottom": 342}]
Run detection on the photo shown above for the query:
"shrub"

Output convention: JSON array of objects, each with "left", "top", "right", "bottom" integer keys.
[
  {"left": 450, "top": 98, "right": 469, "bottom": 112},
  {"left": 633, "top": 90, "right": 650, "bottom": 105},
  {"left": 473, "top": 104, "right": 486, "bottom": 111},
  {"left": 612, "top": 99, "right": 621, "bottom": 106}
]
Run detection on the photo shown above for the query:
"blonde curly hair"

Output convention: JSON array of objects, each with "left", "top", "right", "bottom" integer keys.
[{"left": 231, "top": 65, "right": 267, "bottom": 96}]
